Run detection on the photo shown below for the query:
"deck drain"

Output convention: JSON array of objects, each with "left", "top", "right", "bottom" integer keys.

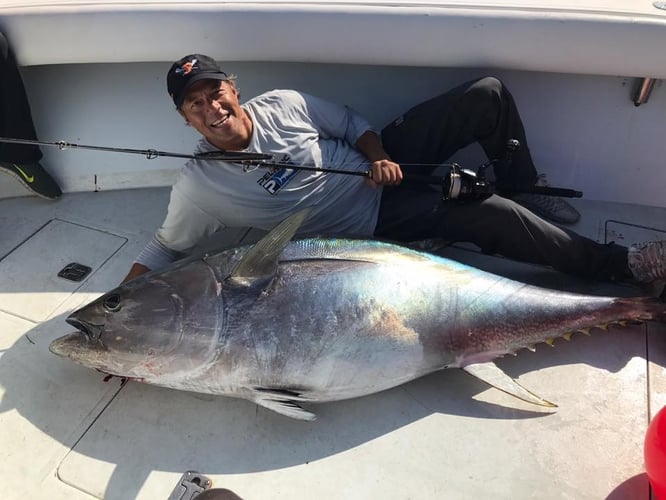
[{"left": 57, "top": 262, "right": 92, "bottom": 282}]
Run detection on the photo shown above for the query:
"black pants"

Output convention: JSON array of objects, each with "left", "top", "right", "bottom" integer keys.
[
  {"left": 0, "top": 31, "right": 42, "bottom": 163},
  {"left": 375, "top": 77, "right": 629, "bottom": 281}
]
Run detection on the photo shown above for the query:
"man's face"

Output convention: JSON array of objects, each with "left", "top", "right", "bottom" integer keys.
[{"left": 179, "top": 79, "right": 252, "bottom": 151}]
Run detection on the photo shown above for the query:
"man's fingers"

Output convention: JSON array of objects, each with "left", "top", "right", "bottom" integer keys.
[{"left": 370, "top": 161, "right": 403, "bottom": 185}]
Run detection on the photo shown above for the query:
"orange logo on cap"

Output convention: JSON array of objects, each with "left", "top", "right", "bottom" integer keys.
[{"left": 176, "top": 58, "right": 198, "bottom": 76}]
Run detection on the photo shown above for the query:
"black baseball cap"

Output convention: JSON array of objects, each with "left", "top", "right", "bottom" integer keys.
[{"left": 167, "top": 54, "right": 229, "bottom": 108}]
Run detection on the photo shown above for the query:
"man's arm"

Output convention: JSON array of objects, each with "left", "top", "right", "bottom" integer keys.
[
  {"left": 297, "top": 90, "right": 402, "bottom": 184},
  {"left": 122, "top": 262, "right": 151, "bottom": 284},
  {"left": 355, "top": 130, "right": 403, "bottom": 187},
  {"left": 120, "top": 235, "right": 185, "bottom": 284}
]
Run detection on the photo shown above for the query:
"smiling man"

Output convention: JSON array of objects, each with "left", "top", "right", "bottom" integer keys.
[
  {"left": 174, "top": 68, "right": 253, "bottom": 152},
  {"left": 122, "top": 54, "right": 665, "bottom": 287}
]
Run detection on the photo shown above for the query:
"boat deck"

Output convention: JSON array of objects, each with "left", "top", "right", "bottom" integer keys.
[{"left": 0, "top": 187, "right": 665, "bottom": 499}]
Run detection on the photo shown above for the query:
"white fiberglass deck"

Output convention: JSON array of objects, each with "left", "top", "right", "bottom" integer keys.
[{"left": 0, "top": 188, "right": 664, "bottom": 499}]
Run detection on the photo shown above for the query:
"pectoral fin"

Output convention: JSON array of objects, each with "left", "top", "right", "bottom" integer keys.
[{"left": 462, "top": 361, "right": 557, "bottom": 408}]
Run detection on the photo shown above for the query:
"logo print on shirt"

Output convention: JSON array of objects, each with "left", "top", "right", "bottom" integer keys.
[{"left": 257, "top": 155, "right": 299, "bottom": 195}]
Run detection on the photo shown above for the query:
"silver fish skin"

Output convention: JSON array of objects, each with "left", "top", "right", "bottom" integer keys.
[{"left": 50, "top": 213, "right": 666, "bottom": 421}]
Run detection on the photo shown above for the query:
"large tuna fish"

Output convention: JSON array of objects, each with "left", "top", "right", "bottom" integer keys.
[{"left": 50, "top": 210, "right": 666, "bottom": 420}]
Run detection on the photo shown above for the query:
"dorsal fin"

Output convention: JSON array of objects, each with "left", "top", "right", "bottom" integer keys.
[{"left": 226, "top": 208, "right": 311, "bottom": 287}]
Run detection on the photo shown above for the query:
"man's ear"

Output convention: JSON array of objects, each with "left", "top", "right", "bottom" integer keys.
[{"left": 226, "top": 80, "right": 240, "bottom": 100}]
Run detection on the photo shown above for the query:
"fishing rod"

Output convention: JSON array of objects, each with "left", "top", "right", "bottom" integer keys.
[
  {"left": 0, "top": 136, "right": 583, "bottom": 199},
  {"left": 0, "top": 136, "right": 374, "bottom": 177},
  {"left": 0, "top": 136, "right": 274, "bottom": 162}
]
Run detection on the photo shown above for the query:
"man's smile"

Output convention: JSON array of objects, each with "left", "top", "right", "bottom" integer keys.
[{"left": 209, "top": 114, "right": 230, "bottom": 128}]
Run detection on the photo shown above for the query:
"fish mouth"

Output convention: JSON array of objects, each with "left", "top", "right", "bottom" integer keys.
[
  {"left": 49, "top": 332, "right": 91, "bottom": 358},
  {"left": 65, "top": 316, "right": 103, "bottom": 342}
]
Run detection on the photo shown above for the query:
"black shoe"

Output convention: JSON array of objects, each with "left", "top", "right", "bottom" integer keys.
[
  {"left": 0, "top": 160, "right": 62, "bottom": 199},
  {"left": 512, "top": 174, "right": 580, "bottom": 225}
]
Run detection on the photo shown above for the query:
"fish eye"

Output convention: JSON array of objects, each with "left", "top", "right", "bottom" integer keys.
[{"left": 103, "top": 293, "right": 122, "bottom": 312}]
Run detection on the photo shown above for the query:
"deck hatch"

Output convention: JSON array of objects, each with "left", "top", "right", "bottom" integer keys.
[
  {"left": 604, "top": 220, "right": 666, "bottom": 246},
  {"left": 0, "top": 218, "right": 126, "bottom": 322}
]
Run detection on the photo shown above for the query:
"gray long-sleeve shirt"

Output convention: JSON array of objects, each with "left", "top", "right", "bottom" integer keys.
[{"left": 136, "top": 89, "right": 383, "bottom": 270}]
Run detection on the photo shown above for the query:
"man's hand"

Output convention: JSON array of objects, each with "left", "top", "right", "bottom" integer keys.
[
  {"left": 121, "top": 263, "right": 151, "bottom": 284},
  {"left": 354, "top": 131, "right": 403, "bottom": 188},
  {"left": 367, "top": 159, "right": 403, "bottom": 187}
]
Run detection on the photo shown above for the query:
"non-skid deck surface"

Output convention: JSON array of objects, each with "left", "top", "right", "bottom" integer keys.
[{"left": 0, "top": 189, "right": 664, "bottom": 499}]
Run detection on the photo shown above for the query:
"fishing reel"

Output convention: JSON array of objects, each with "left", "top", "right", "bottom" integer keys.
[
  {"left": 441, "top": 139, "right": 520, "bottom": 201},
  {"left": 442, "top": 163, "right": 495, "bottom": 201}
]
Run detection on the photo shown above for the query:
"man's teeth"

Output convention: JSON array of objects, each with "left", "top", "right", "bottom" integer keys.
[{"left": 211, "top": 116, "right": 229, "bottom": 127}]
